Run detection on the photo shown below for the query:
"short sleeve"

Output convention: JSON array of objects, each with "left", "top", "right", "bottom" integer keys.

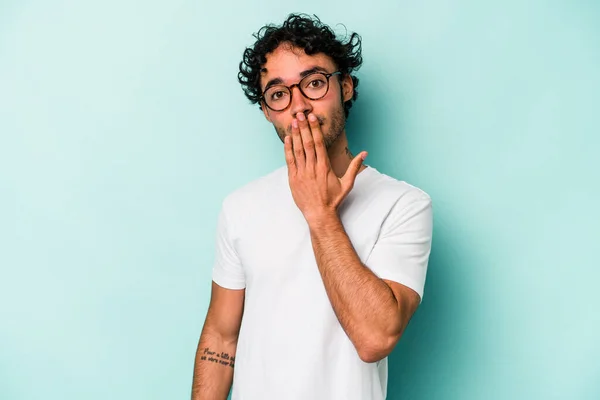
[
  {"left": 365, "top": 190, "right": 433, "bottom": 302},
  {"left": 211, "top": 201, "right": 246, "bottom": 289}
]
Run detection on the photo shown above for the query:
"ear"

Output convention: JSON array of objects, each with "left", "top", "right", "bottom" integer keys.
[{"left": 341, "top": 74, "right": 354, "bottom": 103}]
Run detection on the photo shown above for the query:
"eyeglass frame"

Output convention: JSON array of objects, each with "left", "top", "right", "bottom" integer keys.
[{"left": 259, "top": 71, "right": 343, "bottom": 111}]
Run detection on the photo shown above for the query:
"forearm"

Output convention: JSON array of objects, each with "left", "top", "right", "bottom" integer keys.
[
  {"left": 191, "top": 329, "right": 237, "bottom": 400},
  {"left": 308, "top": 213, "right": 400, "bottom": 360}
]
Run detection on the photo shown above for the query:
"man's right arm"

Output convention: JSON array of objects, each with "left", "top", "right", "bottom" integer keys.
[{"left": 191, "top": 281, "right": 245, "bottom": 400}]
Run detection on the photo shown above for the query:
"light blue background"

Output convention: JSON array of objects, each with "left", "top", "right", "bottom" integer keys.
[{"left": 1, "top": 1, "right": 598, "bottom": 399}]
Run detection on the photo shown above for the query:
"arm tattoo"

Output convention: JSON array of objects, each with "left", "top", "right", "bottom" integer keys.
[{"left": 199, "top": 347, "right": 235, "bottom": 368}]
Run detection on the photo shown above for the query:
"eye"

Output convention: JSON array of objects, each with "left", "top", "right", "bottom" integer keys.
[
  {"left": 309, "top": 79, "right": 325, "bottom": 88},
  {"left": 270, "top": 91, "right": 287, "bottom": 101}
]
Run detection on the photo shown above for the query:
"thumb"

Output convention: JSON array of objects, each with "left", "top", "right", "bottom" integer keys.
[{"left": 341, "top": 151, "right": 367, "bottom": 191}]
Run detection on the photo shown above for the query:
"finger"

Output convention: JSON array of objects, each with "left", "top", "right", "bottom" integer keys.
[
  {"left": 291, "top": 119, "right": 305, "bottom": 169},
  {"left": 284, "top": 135, "right": 296, "bottom": 175},
  {"left": 308, "top": 113, "right": 329, "bottom": 167},
  {"left": 296, "top": 112, "right": 315, "bottom": 170},
  {"left": 341, "top": 151, "right": 367, "bottom": 193}
]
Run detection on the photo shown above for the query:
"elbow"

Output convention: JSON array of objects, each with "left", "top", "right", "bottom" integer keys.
[
  {"left": 358, "top": 349, "right": 384, "bottom": 364},
  {"left": 356, "top": 332, "right": 401, "bottom": 364},
  {"left": 355, "top": 309, "right": 408, "bottom": 363}
]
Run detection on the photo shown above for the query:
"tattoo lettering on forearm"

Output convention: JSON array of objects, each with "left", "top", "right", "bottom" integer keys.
[{"left": 199, "top": 347, "right": 235, "bottom": 368}]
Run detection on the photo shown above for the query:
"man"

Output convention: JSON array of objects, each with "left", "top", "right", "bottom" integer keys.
[{"left": 191, "top": 13, "right": 433, "bottom": 400}]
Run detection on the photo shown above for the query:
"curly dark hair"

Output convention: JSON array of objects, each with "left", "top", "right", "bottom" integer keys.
[{"left": 238, "top": 13, "right": 363, "bottom": 118}]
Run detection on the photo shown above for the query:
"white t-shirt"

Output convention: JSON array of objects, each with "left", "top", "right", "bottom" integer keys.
[{"left": 211, "top": 165, "right": 433, "bottom": 400}]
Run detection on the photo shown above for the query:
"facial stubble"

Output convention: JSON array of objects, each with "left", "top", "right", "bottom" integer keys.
[{"left": 274, "top": 105, "right": 345, "bottom": 150}]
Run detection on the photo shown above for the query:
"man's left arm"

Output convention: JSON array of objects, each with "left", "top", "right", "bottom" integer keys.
[{"left": 307, "top": 194, "right": 432, "bottom": 364}]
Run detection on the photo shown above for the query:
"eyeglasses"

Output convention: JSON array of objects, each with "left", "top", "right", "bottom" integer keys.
[{"left": 260, "top": 71, "right": 342, "bottom": 111}]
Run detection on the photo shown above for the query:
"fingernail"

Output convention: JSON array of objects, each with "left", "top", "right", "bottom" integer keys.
[
  {"left": 292, "top": 119, "right": 298, "bottom": 128},
  {"left": 308, "top": 114, "right": 316, "bottom": 122},
  {"left": 297, "top": 113, "right": 305, "bottom": 121}
]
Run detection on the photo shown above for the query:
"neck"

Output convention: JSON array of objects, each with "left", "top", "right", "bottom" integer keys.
[{"left": 327, "top": 130, "right": 368, "bottom": 178}]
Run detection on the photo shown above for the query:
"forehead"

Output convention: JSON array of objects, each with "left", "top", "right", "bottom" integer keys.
[{"left": 260, "top": 44, "right": 336, "bottom": 85}]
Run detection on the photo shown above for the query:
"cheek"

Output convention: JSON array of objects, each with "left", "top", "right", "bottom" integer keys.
[
  {"left": 322, "top": 95, "right": 343, "bottom": 115},
  {"left": 272, "top": 117, "right": 292, "bottom": 133}
]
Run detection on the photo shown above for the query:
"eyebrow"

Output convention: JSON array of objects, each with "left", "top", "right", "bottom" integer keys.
[{"left": 262, "top": 66, "right": 331, "bottom": 93}]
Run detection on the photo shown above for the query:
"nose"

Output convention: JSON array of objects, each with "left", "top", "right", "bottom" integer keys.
[{"left": 289, "top": 85, "right": 312, "bottom": 119}]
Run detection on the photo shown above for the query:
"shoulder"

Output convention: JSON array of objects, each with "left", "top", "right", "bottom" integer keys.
[
  {"left": 364, "top": 166, "right": 432, "bottom": 205},
  {"left": 221, "top": 165, "right": 288, "bottom": 213},
  {"left": 361, "top": 168, "right": 432, "bottom": 236}
]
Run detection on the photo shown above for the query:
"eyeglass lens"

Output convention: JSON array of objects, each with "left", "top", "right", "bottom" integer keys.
[{"left": 264, "top": 73, "right": 330, "bottom": 111}]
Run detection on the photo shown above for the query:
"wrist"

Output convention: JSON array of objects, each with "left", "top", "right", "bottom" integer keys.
[{"left": 305, "top": 209, "right": 341, "bottom": 232}]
